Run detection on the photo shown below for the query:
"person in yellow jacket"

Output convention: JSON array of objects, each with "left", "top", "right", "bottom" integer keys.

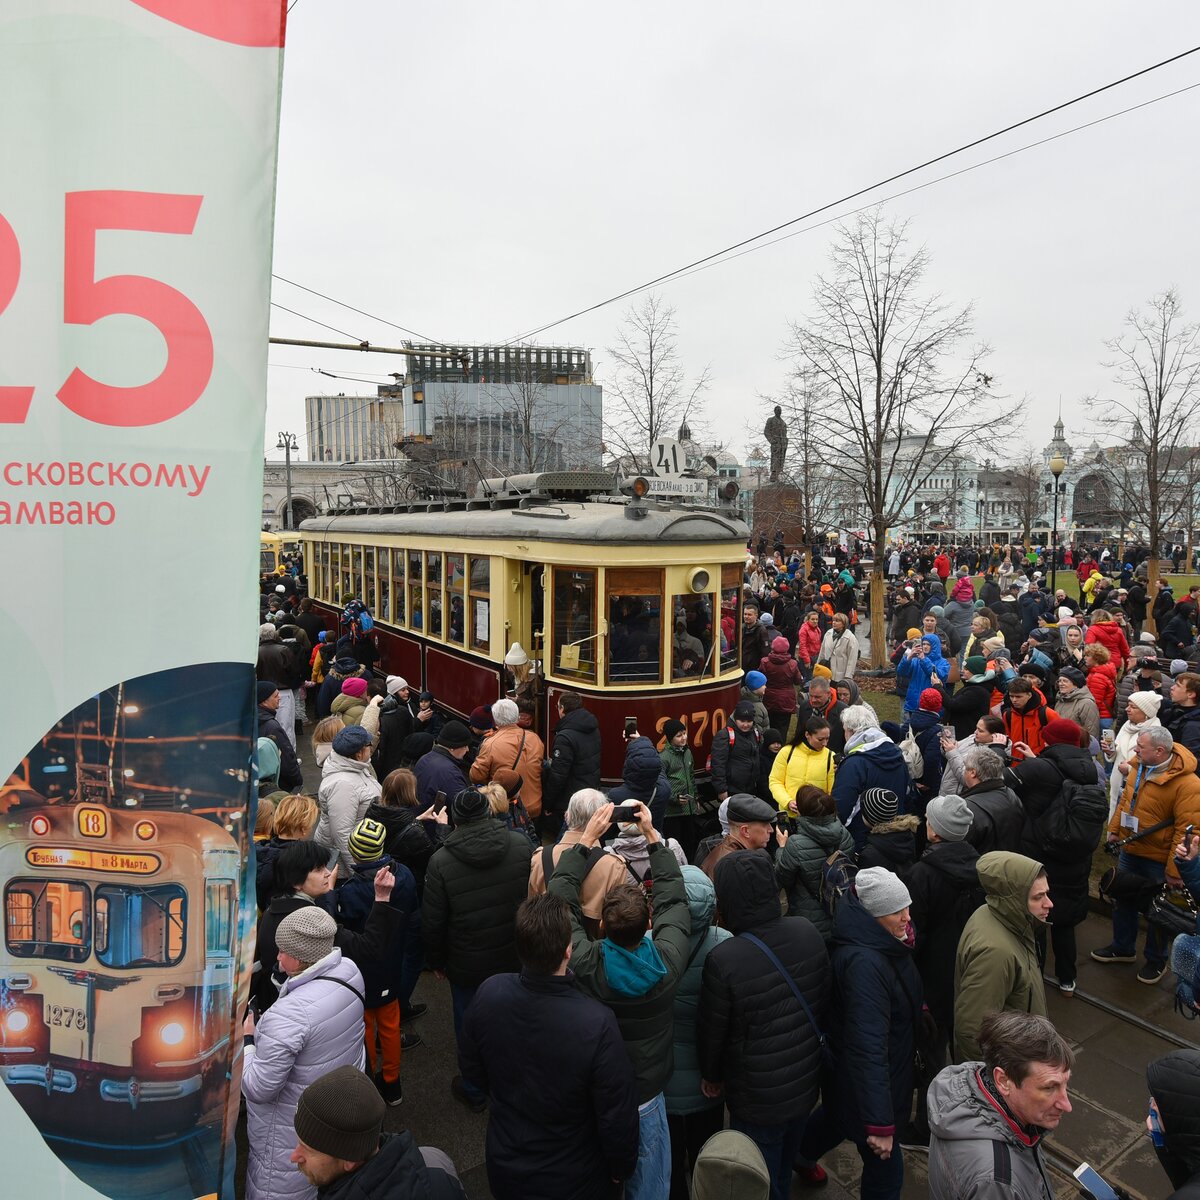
[{"left": 769, "top": 715, "right": 837, "bottom": 814}]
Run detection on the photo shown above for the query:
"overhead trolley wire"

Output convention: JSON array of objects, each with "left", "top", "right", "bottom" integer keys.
[{"left": 504, "top": 45, "right": 1200, "bottom": 343}]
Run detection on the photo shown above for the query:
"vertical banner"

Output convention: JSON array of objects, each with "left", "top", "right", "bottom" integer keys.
[{"left": 0, "top": 3, "right": 285, "bottom": 1198}]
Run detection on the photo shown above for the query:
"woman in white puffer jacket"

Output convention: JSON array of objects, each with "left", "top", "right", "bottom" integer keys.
[{"left": 242, "top": 907, "right": 367, "bottom": 1200}]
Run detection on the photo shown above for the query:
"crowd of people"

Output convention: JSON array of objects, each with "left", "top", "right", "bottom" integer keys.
[{"left": 244, "top": 544, "right": 1200, "bottom": 1200}]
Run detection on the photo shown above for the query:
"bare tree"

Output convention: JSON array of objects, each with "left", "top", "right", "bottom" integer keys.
[
  {"left": 1087, "top": 289, "right": 1200, "bottom": 624},
  {"left": 604, "top": 294, "right": 710, "bottom": 473},
  {"left": 786, "top": 209, "right": 1013, "bottom": 667},
  {"left": 1001, "top": 447, "right": 1045, "bottom": 547}
]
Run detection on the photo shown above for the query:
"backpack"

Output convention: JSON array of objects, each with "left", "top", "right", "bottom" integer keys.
[
  {"left": 704, "top": 725, "right": 760, "bottom": 774},
  {"left": 899, "top": 725, "right": 925, "bottom": 781},
  {"left": 819, "top": 850, "right": 858, "bottom": 921},
  {"left": 615, "top": 853, "right": 655, "bottom": 903},
  {"left": 1034, "top": 775, "right": 1108, "bottom": 858},
  {"left": 506, "top": 796, "right": 539, "bottom": 848}
]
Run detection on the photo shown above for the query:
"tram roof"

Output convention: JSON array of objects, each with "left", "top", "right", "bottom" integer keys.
[{"left": 300, "top": 498, "right": 749, "bottom": 546}]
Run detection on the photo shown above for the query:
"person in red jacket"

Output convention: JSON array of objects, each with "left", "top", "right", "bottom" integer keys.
[
  {"left": 759, "top": 635, "right": 802, "bottom": 738},
  {"left": 1085, "top": 642, "right": 1118, "bottom": 728},
  {"left": 1085, "top": 610, "right": 1130, "bottom": 663},
  {"left": 796, "top": 610, "right": 823, "bottom": 678},
  {"left": 933, "top": 550, "right": 951, "bottom": 582}
]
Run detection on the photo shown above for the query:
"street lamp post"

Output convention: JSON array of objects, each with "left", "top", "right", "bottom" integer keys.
[
  {"left": 1049, "top": 453, "right": 1067, "bottom": 595},
  {"left": 277, "top": 431, "right": 298, "bottom": 529}
]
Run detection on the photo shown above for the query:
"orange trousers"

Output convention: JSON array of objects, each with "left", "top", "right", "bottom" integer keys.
[{"left": 364, "top": 999, "right": 402, "bottom": 1083}]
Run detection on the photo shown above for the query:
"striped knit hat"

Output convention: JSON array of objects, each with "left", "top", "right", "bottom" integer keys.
[
  {"left": 348, "top": 817, "right": 387, "bottom": 862},
  {"left": 861, "top": 787, "right": 899, "bottom": 828}
]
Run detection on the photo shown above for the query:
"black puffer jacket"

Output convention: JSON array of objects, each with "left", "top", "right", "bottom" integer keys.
[
  {"left": 961, "top": 779, "right": 1025, "bottom": 855},
  {"left": 858, "top": 815, "right": 920, "bottom": 875},
  {"left": 318, "top": 1130, "right": 466, "bottom": 1200},
  {"left": 697, "top": 851, "right": 830, "bottom": 1124},
  {"left": 543, "top": 706, "right": 602, "bottom": 812},
  {"left": 710, "top": 723, "right": 762, "bottom": 797},
  {"left": 364, "top": 802, "right": 444, "bottom": 895},
  {"left": 372, "top": 702, "right": 414, "bottom": 780},
  {"left": 1007, "top": 743, "right": 1101, "bottom": 927},
  {"left": 1147, "top": 1049, "right": 1200, "bottom": 1200},
  {"left": 828, "top": 893, "right": 922, "bottom": 1141},
  {"left": 907, "top": 840, "right": 983, "bottom": 1028},
  {"left": 421, "top": 817, "right": 531, "bottom": 987}
]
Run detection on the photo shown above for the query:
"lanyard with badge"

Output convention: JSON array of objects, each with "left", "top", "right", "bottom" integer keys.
[{"left": 1121, "top": 762, "right": 1158, "bottom": 833}]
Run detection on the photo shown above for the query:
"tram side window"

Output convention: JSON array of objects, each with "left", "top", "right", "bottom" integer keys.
[
  {"left": 671, "top": 593, "right": 715, "bottom": 679},
  {"left": 608, "top": 570, "right": 663, "bottom": 684},
  {"left": 469, "top": 556, "right": 490, "bottom": 651},
  {"left": 95, "top": 884, "right": 186, "bottom": 969},
  {"left": 363, "top": 547, "right": 376, "bottom": 613},
  {"left": 376, "top": 548, "right": 391, "bottom": 623},
  {"left": 426, "top": 552, "right": 443, "bottom": 638},
  {"left": 446, "top": 553, "right": 465, "bottom": 645},
  {"left": 552, "top": 567, "right": 597, "bottom": 683},
  {"left": 720, "top": 565, "right": 742, "bottom": 673},
  {"left": 205, "top": 880, "right": 235, "bottom": 958},
  {"left": 391, "top": 548, "right": 405, "bottom": 625},
  {"left": 4, "top": 880, "right": 90, "bottom": 963},
  {"left": 408, "top": 550, "right": 423, "bottom": 630}
]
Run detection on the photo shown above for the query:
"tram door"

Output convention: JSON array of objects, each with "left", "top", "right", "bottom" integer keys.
[{"left": 526, "top": 564, "right": 546, "bottom": 737}]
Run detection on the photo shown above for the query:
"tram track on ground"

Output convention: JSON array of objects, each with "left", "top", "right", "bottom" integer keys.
[{"left": 1053, "top": 975, "right": 1200, "bottom": 1052}]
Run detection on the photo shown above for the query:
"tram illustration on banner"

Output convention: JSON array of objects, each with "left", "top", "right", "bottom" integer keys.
[{"left": 0, "top": 662, "right": 257, "bottom": 1199}]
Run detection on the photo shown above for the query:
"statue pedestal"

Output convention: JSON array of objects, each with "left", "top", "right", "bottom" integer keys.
[{"left": 752, "top": 484, "right": 807, "bottom": 548}]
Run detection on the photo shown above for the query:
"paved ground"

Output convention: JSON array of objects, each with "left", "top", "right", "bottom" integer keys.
[{"left": 244, "top": 719, "right": 1195, "bottom": 1200}]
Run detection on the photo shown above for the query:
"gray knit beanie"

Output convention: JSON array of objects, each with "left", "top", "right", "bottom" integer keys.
[
  {"left": 925, "top": 794, "right": 974, "bottom": 843},
  {"left": 294, "top": 1066, "right": 384, "bottom": 1162},
  {"left": 276, "top": 907, "right": 337, "bottom": 966},
  {"left": 855, "top": 867, "right": 912, "bottom": 917}
]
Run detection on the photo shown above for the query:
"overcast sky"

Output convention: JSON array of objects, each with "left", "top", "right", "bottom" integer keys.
[{"left": 265, "top": 2, "right": 1200, "bottom": 468}]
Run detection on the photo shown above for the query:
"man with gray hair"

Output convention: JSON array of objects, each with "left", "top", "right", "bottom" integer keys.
[
  {"left": 470, "top": 696, "right": 546, "bottom": 819},
  {"left": 526, "top": 789, "right": 628, "bottom": 938},
  {"left": 928, "top": 1011, "right": 1073, "bottom": 1199},
  {"left": 1095, "top": 724, "right": 1200, "bottom": 983},
  {"left": 959, "top": 746, "right": 1024, "bottom": 855},
  {"left": 830, "top": 704, "right": 909, "bottom": 849}
]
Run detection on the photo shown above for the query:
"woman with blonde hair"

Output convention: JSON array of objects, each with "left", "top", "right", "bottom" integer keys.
[
  {"left": 253, "top": 796, "right": 277, "bottom": 843},
  {"left": 311, "top": 715, "right": 345, "bottom": 768},
  {"left": 255, "top": 795, "right": 320, "bottom": 910}
]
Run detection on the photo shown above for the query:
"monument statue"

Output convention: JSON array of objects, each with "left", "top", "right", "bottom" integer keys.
[{"left": 764, "top": 404, "right": 788, "bottom": 482}]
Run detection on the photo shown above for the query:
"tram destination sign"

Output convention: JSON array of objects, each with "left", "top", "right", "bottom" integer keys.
[{"left": 642, "top": 476, "right": 708, "bottom": 498}]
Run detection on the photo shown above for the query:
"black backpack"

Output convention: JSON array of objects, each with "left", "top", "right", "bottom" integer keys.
[{"left": 1034, "top": 774, "right": 1108, "bottom": 858}]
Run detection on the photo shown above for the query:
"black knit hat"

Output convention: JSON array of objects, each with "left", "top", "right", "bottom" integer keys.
[
  {"left": 452, "top": 787, "right": 490, "bottom": 822},
  {"left": 294, "top": 1066, "right": 384, "bottom": 1162},
  {"left": 663, "top": 719, "right": 686, "bottom": 741},
  {"left": 437, "top": 720, "right": 471, "bottom": 749}
]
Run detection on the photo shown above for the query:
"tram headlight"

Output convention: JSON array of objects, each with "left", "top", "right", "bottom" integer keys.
[
  {"left": 688, "top": 568, "right": 711, "bottom": 593},
  {"left": 159, "top": 1021, "right": 186, "bottom": 1046},
  {"left": 5, "top": 1009, "right": 30, "bottom": 1035}
]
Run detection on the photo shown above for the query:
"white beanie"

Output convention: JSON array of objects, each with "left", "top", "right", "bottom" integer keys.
[
  {"left": 385, "top": 675, "right": 408, "bottom": 695},
  {"left": 1128, "top": 690, "right": 1163, "bottom": 718},
  {"left": 856, "top": 867, "right": 911, "bottom": 917}
]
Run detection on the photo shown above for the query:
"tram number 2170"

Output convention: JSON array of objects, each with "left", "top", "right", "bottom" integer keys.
[{"left": 652, "top": 710, "right": 727, "bottom": 748}]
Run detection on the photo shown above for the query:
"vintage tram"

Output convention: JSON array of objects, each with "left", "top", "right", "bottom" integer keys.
[
  {"left": 299, "top": 472, "right": 750, "bottom": 780},
  {"left": 0, "top": 804, "right": 240, "bottom": 1147}
]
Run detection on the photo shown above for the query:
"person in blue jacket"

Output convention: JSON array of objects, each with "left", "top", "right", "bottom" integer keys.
[
  {"left": 797, "top": 868, "right": 922, "bottom": 1200},
  {"left": 833, "top": 706, "right": 912, "bottom": 851},
  {"left": 896, "top": 634, "right": 950, "bottom": 720}
]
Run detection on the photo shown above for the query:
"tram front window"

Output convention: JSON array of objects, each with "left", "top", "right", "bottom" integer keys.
[
  {"left": 95, "top": 884, "right": 186, "bottom": 968},
  {"left": 609, "top": 594, "right": 662, "bottom": 683},
  {"left": 4, "top": 880, "right": 90, "bottom": 963},
  {"left": 552, "top": 568, "right": 596, "bottom": 682}
]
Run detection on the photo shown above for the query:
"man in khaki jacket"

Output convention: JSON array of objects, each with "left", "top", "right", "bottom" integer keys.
[
  {"left": 1094, "top": 726, "right": 1200, "bottom": 984},
  {"left": 470, "top": 698, "right": 545, "bottom": 818}
]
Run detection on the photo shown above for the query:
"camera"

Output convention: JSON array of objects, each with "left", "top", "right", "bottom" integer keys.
[{"left": 380, "top": 695, "right": 400, "bottom": 713}]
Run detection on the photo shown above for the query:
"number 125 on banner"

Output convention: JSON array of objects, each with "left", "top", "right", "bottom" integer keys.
[{"left": 0, "top": 189, "right": 213, "bottom": 428}]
